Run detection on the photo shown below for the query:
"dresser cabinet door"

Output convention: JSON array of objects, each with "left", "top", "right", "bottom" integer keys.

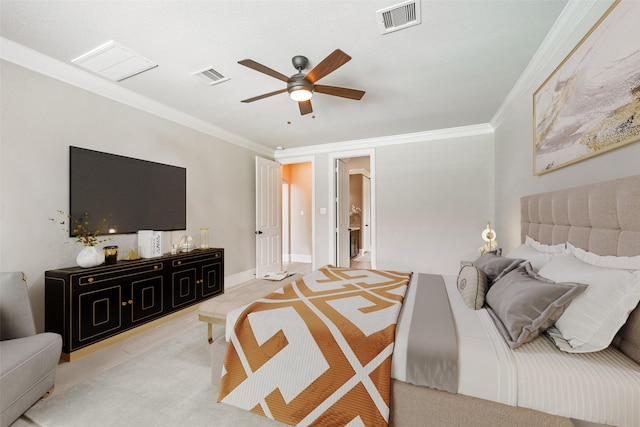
[
  {"left": 169, "top": 266, "right": 198, "bottom": 310},
  {"left": 200, "top": 251, "right": 224, "bottom": 298},
  {"left": 76, "top": 285, "right": 122, "bottom": 348},
  {"left": 130, "top": 275, "right": 164, "bottom": 324}
]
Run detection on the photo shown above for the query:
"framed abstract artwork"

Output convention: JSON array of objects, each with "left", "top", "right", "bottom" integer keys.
[{"left": 533, "top": 0, "right": 640, "bottom": 175}]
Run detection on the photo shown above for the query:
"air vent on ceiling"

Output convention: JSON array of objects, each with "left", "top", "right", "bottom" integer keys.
[
  {"left": 71, "top": 40, "right": 157, "bottom": 82},
  {"left": 376, "top": 0, "right": 421, "bottom": 34},
  {"left": 192, "top": 67, "right": 230, "bottom": 86}
]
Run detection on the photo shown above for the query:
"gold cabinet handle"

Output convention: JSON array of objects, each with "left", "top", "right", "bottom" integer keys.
[
  {"left": 88, "top": 278, "right": 94, "bottom": 283},
  {"left": 128, "top": 300, "right": 133, "bottom": 305},
  {"left": 122, "top": 301, "right": 127, "bottom": 307},
  {"left": 176, "top": 261, "right": 181, "bottom": 265},
  {"left": 154, "top": 265, "right": 159, "bottom": 270}
]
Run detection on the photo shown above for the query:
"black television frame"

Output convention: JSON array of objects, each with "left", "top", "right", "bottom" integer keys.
[{"left": 69, "top": 146, "right": 187, "bottom": 236}]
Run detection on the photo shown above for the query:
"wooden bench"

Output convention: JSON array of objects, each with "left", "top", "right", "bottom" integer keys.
[{"left": 198, "top": 274, "right": 302, "bottom": 343}]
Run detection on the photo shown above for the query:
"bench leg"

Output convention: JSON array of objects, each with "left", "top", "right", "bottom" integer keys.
[{"left": 208, "top": 323, "right": 213, "bottom": 344}]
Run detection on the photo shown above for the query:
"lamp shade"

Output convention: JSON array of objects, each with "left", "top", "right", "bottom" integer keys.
[
  {"left": 287, "top": 72, "right": 313, "bottom": 102},
  {"left": 482, "top": 222, "right": 496, "bottom": 242},
  {"left": 289, "top": 88, "right": 313, "bottom": 101}
]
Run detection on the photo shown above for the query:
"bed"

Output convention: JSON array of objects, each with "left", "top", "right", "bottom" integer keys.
[{"left": 212, "top": 174, "right": 640, "bottom": 427}]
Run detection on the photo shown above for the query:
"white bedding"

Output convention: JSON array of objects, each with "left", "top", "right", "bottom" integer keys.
[
  {"left": 393, "top": 274, "right": 640, "bottom": 427},
  {"left": 226, "top": 273, "right": 640, "bottom": 427},
  {"left": 392, "top": 274, "right": 517, "bottom": 405}
]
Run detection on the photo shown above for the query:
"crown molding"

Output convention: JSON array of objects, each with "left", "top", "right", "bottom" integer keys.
[
  {"left": 490, "top": 0, "right": 610, "bottom": 130},
  {"left": 0, "top": 37, "right": 272, "bottom": 157},
  {"left": 274, "top": 123, "right": 494, "bottom": 160}
]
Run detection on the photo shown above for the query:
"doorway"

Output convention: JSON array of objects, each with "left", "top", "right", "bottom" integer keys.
[
  {"left": 330, "top": 150, "right": 374, "bottom": 270},
  {"left": 281, "top": 160, "right": 313, "bottom": 273},
  {"left": 347, "top": 159, "right": 371, "bottom": 269}
]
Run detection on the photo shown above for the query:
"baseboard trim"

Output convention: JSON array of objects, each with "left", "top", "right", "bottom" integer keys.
[
  {"left": 224, "top": 269, "right": 255, "bottom": 289},
  {"left": 289, "top": 254, "right": 312, "bottom": 263}
]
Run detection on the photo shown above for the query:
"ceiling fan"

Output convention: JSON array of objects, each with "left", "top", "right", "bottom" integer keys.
[{"left": 238, "top": 49, "right": 366, "bottom": 116}]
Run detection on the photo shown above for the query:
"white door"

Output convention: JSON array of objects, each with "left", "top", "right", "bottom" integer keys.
[
  {"left": 336, "top": 159, "right": 350, "bottom": 267},
  {"left": 362, "top": 175, "right": 371, "bottom": 254},
  {"left": 255, "top": 157, "right": 282, "bottom": 278}
]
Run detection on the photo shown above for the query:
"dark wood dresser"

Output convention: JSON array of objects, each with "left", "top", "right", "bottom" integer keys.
[{"left": 45, "top": 248, "right": 223, "bottom": 360}]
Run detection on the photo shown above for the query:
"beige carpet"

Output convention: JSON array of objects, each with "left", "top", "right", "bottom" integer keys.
[{"left": 23, "top": 322, "right": 286, "bottom": 427}]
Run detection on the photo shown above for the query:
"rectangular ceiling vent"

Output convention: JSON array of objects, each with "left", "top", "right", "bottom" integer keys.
[
  {"left": 71, "top": 41, "right": 157, "bottom": 82},
  {"left": 376, "top": 0, "right": 421, "bottom": 35},
  {"left": 192, "top": 67, "right": 230, "bottom": 86}
]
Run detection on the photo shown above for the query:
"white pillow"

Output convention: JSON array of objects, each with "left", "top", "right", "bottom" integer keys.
[
  {"left": 526, "top": 236, "right": 567, "bottom": 254},
  {"left": 538, "top": 254, "right": 640, "bottom": 353},
  {"left": 568, "top": 242, "right": 640, "bottom": 270},
  {"left": 506, "top": 236, "right": 566, "bottom": 271}
]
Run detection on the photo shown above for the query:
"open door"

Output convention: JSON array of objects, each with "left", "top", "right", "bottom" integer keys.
[
  {"left": 255, "top": 156, "right": 282, "bottom": 278},
  {"left": 362, "top": 175, "right": 371, "bottom": 254},
  {"left": 336, "top": 159, "right": 350, "bottom": 267}
]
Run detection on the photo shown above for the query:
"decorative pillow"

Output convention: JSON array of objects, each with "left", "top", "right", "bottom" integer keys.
[
  {"left": 567, "top": 242, "right": 640, "bottom": 270},
  {"left": 538, "top": 253, "right": 640, "bottom": 353},
  {"left": 456, "top": 265, "right": 488, "bottom": 310},
  {"left": 472, "top": 252, "right": 522, "bottom": 284},
  {"left": 507, "top": 237, "right": 566, "bottom": 271},
  {"left": 485, "top": 263, "right": 587, "bottom": 349}
]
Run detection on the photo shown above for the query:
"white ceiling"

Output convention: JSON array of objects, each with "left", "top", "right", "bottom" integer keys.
[{"left": 0, "top": 0, "right": 568, "bottom": 151}]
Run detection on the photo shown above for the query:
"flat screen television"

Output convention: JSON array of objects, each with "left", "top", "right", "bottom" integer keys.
[{"left": 69, "top": 146, "right": 186, "bottom": 236}]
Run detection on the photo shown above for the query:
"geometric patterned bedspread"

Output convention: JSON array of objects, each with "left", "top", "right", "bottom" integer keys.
[{"left": 218, "top": 265, "right": 412, "bottom": 426}]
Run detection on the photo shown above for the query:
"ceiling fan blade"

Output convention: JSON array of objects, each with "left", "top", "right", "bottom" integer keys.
[
  {"left": 298, "top": 100, "right": 313, "bottom": 115},
  {"left": 238, "top": 59, "right": 290, "bottom": 82},
  {"left": 314, "top": 85, "right": 365, "bottom": 100},
  {"left": 305, "top": 49, "right": 351, "bottom": 83},
  {"left": 241, "top": 88, "right": 287, "bottom": 103}
]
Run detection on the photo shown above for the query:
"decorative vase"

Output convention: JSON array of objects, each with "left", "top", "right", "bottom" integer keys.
[
  {"left": 77, "top": 246, "right": 105, "bottom": 268},
  {"left": 177, "top": 235, "right": 195, "bottom": 253}
]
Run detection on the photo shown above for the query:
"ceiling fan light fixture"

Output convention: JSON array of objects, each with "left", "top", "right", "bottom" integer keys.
[
  {"left": 287, "top": 73, "right": 314, "bottom": 101},
  {"left": 289, "top": 88, "right": 313, "bottom": 101}
]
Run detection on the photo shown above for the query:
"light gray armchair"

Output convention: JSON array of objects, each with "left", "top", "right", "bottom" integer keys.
[{"left": 0, "top": 272, "right": 62, "bottom": 427}]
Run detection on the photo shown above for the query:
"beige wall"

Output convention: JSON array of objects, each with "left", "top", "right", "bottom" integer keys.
[
  {"left": 375, "top": 133, "right": 494, "bottom": 274},
  {"left": 493, "top": 0, "right": 640, "bottom": 253},
  {"left": 0, "top": 60, "right": 259, "bottom": 330}
]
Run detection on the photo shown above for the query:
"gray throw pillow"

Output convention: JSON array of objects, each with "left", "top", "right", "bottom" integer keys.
[
  {"left": 457, "top": 265, "right": 488, "bottom": 310},
  {"left": 473, "top": 252, "right": 522, "bottom": 284},
  {"left": 485, "top": 263, "right": 588, "bottom": 349}
]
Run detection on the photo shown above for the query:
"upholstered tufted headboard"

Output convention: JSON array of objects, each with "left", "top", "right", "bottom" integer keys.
[{"left": 521, "top": 174, "right": 640, "bottom": 364}]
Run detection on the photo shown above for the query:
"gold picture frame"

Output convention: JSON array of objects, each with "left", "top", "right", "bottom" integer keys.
[{"left": 533, "top": 0, "right": 640, "bottom": 175}]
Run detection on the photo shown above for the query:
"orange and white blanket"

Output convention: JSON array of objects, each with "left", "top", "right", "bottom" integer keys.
[{"left": 218, "top": 265, "right": 412, "bottom": 426}]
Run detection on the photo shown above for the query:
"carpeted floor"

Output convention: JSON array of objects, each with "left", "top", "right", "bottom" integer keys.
[{"left": 23, "top": 322, "right": 286, "bottom": 427}]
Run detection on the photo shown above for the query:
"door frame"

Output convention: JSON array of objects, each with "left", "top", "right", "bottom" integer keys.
[
  {"left": 328, "top": 149, "right": 376, "bottom": 269},
  {"left": 279, "top": 155, "right": 316, "bottom": 271}
]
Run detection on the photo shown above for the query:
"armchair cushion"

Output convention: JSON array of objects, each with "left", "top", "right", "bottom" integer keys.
[
  {"left": 0, "top": 271, "right": 62, "bottom": 427},
  {"left": 1, "top": 334, "right": 62, "bottom": 426}
]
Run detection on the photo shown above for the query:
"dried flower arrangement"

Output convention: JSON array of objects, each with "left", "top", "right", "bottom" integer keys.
[{"left": 50, "top": 210, "right": 110, "bottom": 246}]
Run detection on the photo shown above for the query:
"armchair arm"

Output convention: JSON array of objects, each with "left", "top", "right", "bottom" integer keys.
[{"left": 0, "top": 272, "right": 37, "bottom": 340}]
